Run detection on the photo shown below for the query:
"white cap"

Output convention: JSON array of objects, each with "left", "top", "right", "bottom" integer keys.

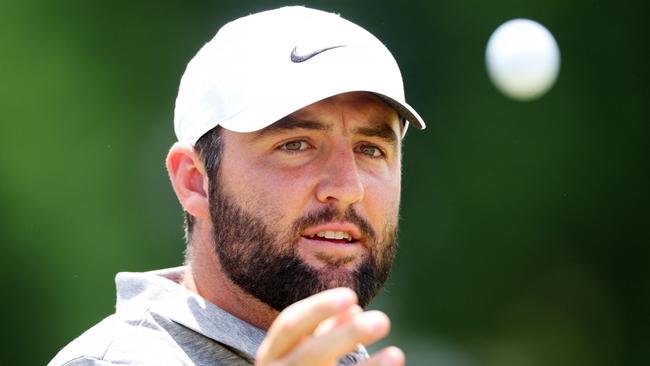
[{"left": 174, "top": 6, "right": 425, "bottom": 145}]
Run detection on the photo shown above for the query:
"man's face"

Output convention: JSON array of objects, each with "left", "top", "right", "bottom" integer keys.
[{"left": 209, "top": 92, "right": 402, "bottom": 310}]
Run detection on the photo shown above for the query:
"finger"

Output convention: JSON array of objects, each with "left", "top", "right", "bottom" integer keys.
[
  {"left": 257, "top": 287, "right": 357, "bottom": 361},
  {"left": 314, "top": 304, "right": 363, "bottom": 337},
  {"left": 358, "top": 346, "right": 405, "bottom": 366},
  {"left": 283, "top": 310, "right": 391, "bottom": 366}
]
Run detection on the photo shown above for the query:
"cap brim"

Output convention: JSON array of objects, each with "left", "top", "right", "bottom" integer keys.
[
  {"left": 218, "top": 88, "right": 425, "bottom": 140},
  {"left": 372, "top": 93, "right": 426, "bottom": 137}
]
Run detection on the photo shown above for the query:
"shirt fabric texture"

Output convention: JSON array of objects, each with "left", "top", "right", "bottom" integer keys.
[{"left": 48, "top": 267, "right": 369, "bottom": 366}]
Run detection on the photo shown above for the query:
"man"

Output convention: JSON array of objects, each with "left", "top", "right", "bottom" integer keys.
[{"left": 49, "top": 6, "right": 425, "bottom": 366}]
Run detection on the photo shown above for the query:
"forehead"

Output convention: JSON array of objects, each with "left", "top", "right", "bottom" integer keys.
[
  {"left": 260, "top": 92, "right": 402, "bottom": 138},
  {"left": 295, "top": 92, "right": 398, "bottom": 123}
]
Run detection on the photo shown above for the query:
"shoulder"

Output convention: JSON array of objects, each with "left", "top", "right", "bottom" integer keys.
[
  {"left": 48, "top": 310, "right": 254, "bottom": 366},
  {"left": 50, "top": 356, "right": 121, "bottom": 366},
  {"left": 48, "top": 312, "right": 194, "bottom": 366}
]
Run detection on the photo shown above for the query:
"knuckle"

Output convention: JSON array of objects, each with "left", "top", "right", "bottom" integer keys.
[
  {"left": 276, "top": 313, "right": 301, "bottom": 333},
  {"left": 292, "top": 345, "right": 328, "bottom": 365},
  {"left": 350, "top": 320, "right": 370, "bottom": 337}
]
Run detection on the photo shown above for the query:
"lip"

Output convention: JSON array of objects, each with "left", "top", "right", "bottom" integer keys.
[
  {"left": 298, "top": 236, "right": 366, "bottom": 260},
  {"left": 301, "top": 222, "right": 363, "bottom": 242}
]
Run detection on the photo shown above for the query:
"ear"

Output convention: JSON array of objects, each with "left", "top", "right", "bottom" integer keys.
[{"left": 166, "top": 142, "right": 210, "bottom": 219}]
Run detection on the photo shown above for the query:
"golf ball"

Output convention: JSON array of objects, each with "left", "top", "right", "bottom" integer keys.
[{"left": 485, "top": 19, "right": 560, "bottom": 101}]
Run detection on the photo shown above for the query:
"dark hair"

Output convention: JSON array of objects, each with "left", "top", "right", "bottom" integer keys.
[{"left": 184, "top": 126, "right": 223, "bottom": 242}]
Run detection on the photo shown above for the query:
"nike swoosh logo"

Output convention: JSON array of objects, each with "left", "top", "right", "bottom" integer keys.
[{"left": 290, "top": 45, "right": 346, "bottom": 63}]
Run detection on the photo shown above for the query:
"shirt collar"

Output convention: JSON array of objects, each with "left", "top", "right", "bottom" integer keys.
[{"left": 115, "top": 266, "right": 266, "bottom": 361}]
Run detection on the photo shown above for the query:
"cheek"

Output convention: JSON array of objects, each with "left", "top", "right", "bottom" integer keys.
[
  {"left": 221, "top": 159, "right": 315, "bottom": 221},
  {"left": 364, "top": 172, "right": 401, "bottom": 228}
]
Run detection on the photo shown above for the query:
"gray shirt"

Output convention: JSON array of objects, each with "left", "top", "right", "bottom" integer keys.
[{"left": 48, "top": 267, "right": 368, "bottom": 365}]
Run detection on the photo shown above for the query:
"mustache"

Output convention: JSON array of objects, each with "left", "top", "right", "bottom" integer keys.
[{"left": 292, "top": 206, "right": 376, "bottom": 241}]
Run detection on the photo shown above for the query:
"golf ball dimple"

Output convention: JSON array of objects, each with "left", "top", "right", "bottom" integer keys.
[{"left": 485, "top": 19, "right": 560, "bottom": 101}]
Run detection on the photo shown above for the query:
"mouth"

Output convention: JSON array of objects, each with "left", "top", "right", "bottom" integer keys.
[
  {"left": 299, "top": 224, "right": 366, "bottom": 267},
  {"left": 306, "top": 230, "right": 356, "bottom": 244},
  {"left": 301, "top": 223, "right": 362, "bottom": 245}
]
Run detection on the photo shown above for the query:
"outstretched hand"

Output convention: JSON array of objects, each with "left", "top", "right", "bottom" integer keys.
[{"left": 256, "top": 288, "right": 404, "bottom": 366}]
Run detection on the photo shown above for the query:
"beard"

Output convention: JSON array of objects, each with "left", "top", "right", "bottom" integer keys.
[{"left": 208, "top": 179, "right": 398, "bottom": 311}]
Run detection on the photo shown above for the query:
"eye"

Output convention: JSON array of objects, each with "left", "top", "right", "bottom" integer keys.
[
  {"left": 279, "top": 140, "right": 310, "bottom": 152},
  {"left": 355, "top": 144, "right": 384, "bottom": 158}
]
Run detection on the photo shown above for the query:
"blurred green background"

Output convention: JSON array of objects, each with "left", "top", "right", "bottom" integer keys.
[{"left": 1, "top": 0, "right": 648, "bottom": 365}]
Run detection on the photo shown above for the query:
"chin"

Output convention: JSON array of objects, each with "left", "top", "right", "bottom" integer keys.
[{"left": 315, "top": 265, "right": 359, "bottom": 290}]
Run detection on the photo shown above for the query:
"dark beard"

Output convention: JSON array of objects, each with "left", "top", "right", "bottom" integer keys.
[{"left": 209, "top": 182, "right": 397, "bottom": 311}]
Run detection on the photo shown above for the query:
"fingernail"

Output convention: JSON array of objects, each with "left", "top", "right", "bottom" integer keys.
[
  {"left": 380, "top": 347, "right": 404, "bottom": 366},
  {"left": 349, "top": 304, "right": 363, "bottom": 315},
  {"left": 356, "top": 311, "right": 388, "bottom": 333},
  {"left": 332, "top": 288, "right": 356, "bottom": 309},
  {"left": 379, "top": 356, "right": 396, "bottom": 366}
]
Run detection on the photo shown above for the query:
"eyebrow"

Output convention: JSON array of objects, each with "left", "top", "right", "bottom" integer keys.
[
  {"left": 256, "top": 114, "right": 399, "bottom": 146},
  {"left": 256, "top": 115, "right": 332, "bottom": 137},
  {"left": 354, "top": 123, "right": 398, "bottom": 146}
]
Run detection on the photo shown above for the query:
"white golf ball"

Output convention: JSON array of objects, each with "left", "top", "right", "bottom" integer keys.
[{"left": 485, "top": 19, "right": 560, "bottom": 101}]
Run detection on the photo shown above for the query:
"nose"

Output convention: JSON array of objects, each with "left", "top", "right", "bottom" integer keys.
[{"left": 315, "top": 145, "right": 365, "bottom": 206}]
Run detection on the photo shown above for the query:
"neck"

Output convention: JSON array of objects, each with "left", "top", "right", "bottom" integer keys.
[{"left": 182, "top": 230, "right": 278, "bottom": 330}]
